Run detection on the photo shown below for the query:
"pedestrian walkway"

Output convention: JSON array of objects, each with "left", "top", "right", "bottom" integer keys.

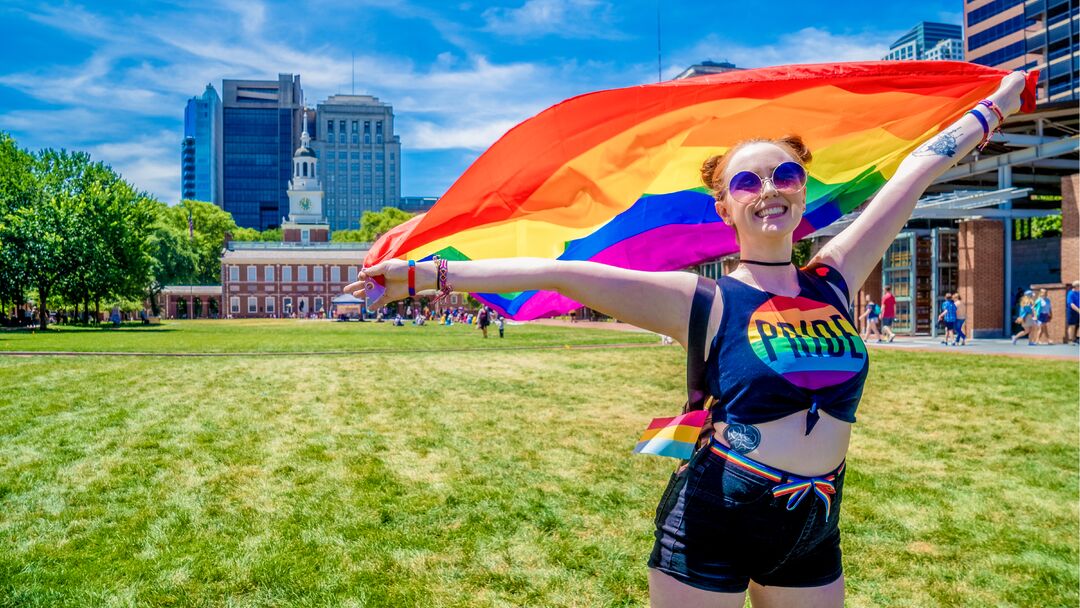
[{"left": 862, "top": 335, "right": 1077, "bottom": 360}]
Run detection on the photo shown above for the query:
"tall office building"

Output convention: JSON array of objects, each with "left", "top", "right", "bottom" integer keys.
[
  {"left": 311, "top": 95, "right": 402, "bottom": 231},
  {"left": 181, "top": 84, "right": 222, "bottom": 204},
  {"left": 965, "top": 0, "right": 1078, "bottom": 103},
  {"left": 883, "top": 22, "right": 963, "bottom": 60},
  {"left": 221, "top": 74, "right": 306, "bottom": 230}
]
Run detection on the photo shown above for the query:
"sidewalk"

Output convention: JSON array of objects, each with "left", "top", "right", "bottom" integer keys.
[{"left": 866, "top": 335, "right": 1079, "bottom": 360}]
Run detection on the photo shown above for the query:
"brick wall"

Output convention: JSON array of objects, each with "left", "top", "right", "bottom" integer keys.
[
  {"left": 855, "top": 260, "right": 882, "bottom": 333},
  {"left": 958, "top": 219, "right": 1004, "bottom": 338},
  {"left": 221, "top": 262, "right": 359, "bottom": 318},
  {"left": 1062, "top": 174, "right": 1078, "bottom": 284}
]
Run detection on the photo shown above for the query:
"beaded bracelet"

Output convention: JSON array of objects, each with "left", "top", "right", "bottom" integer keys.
[{"left": 407, "top": 260, "right": 416, "bottom": 297}]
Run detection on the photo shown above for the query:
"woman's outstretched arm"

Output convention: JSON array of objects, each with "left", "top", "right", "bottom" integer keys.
[
  {"left": 812, "top": 72, "right": 1029, "bottom": 299},
  {"left": 346, "top": 258, "right": 705, "bottom": 347}
]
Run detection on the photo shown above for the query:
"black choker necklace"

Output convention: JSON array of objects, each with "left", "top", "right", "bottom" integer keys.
[{"left": 740, "top": 259, "right": 793, "bottom": 266}]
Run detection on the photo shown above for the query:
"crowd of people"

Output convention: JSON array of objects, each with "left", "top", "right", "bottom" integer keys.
[
  {"left": 1012, "top": 281, "right": 1080, "bottom": 346},
  {"left": 375, "top": 304, "right": 507, "bottom": 338}
]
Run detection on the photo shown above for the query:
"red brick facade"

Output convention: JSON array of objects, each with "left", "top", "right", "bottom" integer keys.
[
  {"left": 221, "top": 262, "right": 360, "bottom": 318},
  {"left": 283, "top": 227, "right": 330, "bottom": 243},
  {"left": 1061, "top": 174, "right": 1078, "bottom": 285},
  {"left": 958, "top": 219, "right": 1005, "bottom": 337}
]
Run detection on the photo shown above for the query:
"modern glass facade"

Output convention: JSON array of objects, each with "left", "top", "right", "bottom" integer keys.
[
  {"left": 221, "top": 75, "right": 304, "bottom": 230},
  {"left": 311, "top": 95, "right": 402, "bottom": 231},
  {"left": 883, "top": 22, "right": 963, "bottom": 60},
  {"left": 966, "top": 0, "right": 1078, "bottom": 102},
  {"left": 181, "top": 84, "right": 221, "bottom": 204}
]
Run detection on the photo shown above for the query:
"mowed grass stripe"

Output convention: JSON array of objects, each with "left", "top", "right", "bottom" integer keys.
[
  {"left": 0, "top": 319, "right": 658, "bottom": 354},
  {"left": 0, "top": 326, "right": 1075, "bottom": 607}
]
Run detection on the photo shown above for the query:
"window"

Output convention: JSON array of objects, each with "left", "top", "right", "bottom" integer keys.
[
  {"left": 339, "top": 120, "right": 346, "bottom": 133},
  {"left": 327, "top": 120, "right": 334, "bottom": 133},
  {"left": 348, "top": 267, "right": 358, "bottom": 282},
  {"left": 283, "top": 297, "right": 293, "bottom": 314},
  {"left": 230, "top": 296, "right": 240, "bottom": 313},
  {"left": 298, "top": 265, "right": 308, "bottom": 282},
  {"left": 266, "top": 297, "right": 275, "bottom": 314},
  {"left": 264, "top": 266, "right": 274, "bottom": 282},
  {"left": 315, "top": 297, "right": 324, "bottom": 312},
  {"left": 331, "top": 266, "right": 341, "bottom": 282},
  {"left": 246, "top": 265, "right": 256, "bottom": 281},
  {"left": 338, "top": 133, "right": 345, "bottom": 144},
  {"left": 229, "top": 266, "right": 239, "bottom": 281},
  {"left": 301, "top": 229, "right": 310, "bottom": 243},
  {"left": 314, "top": 266, "right": 323, "bottom": 282},
  {"left": 247, "top": 297, "right": 257, "bottom": 313},
  {"left": 282, "top": 265, "right": 293, "bottom": 282}
]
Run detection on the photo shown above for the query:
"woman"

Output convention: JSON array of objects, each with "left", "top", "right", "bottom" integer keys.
[
  {"left": 859, "top": 296, "right": 882, "bottom": 342},
  {"left": 1034, "top": 288, "right": 1052, "bottom": 345},
  {"left": 1012, "top": 291, "right": 1037, "bottom": 345},
  {"left": 348, "top": 73, "right": 1026, "bottom": 607}
]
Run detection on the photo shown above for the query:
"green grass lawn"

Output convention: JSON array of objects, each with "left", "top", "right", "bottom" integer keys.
[
  {"left": 0, "top": 319, "right": 657, "bottom": 353},
  {"left": 0, "top": 322, "right": 1076, "bottom": 607}
]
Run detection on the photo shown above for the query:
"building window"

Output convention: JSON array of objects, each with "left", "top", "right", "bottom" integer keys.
[
  {"left": 266, "top": 297, "right": 275, "bottom": 314},
  {"left": 230, "top": 296, "right": 240, "bottom": 314},
  {"left": 265, "top": 266, "right": 274, "bottom": 282},
  {"left": 338, "top": 133, "right": 345, "bottom": 144},
  {"left": 282, "top": 265, "right": 292, "bottom": 282},
  {"left": 314, "top": 296, "right": 324, "bottom": 312},
  {"left": 339, "top": 120, "right": 346, "bottom": 133},
  {"left": 247, "top": 265, "right": 257, "bottom": 282},
  {"left": 314, "top": 266, "right": 324, "bottom": 282},
  {"left": 331, "top": 266, "right": 341, "bottom": 282},
  {"left": 327, "top": 120, "right": 334, "bottom": 133},
  {"left": 283, "top": 297, "right": 293, "bottom": 314},
  {"left": 301, "top": 229, "right": 310, "bottom": 243},
  {"left": 348, "top": 267, "right": 358, "bottom": 282},
  {"left": 247, "top": 297, "right": 257, "bottom": 313},
  {"left": 229, "top": 266, "right": 239, "bottom": 281},
  {"left": 298, "top": 265, "right": 308, "bottom": 282}
]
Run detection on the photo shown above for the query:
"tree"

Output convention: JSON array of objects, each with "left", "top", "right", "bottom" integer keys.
[
  {"left": 159, "top": 200, "right": 238, "bottom": 284},
  {"left": 357, "top": 207, "right": 414, "bottom": 242},
  {"left": 330, "top": 229, "right": 368, "bottom": 243},
  {"left": 0, "top": 133, "right": 35, "bottom": 317}
]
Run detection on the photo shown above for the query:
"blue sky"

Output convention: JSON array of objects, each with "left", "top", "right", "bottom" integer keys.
[{"left": 0, "top": 0, "right": 963, "bottom": 204}]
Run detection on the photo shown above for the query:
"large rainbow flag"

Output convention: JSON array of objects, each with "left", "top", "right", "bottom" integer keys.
[{"left": 366, "top": 61, "right": 1037, "bottom": 319}]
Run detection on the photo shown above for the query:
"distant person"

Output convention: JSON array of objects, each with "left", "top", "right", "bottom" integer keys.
[
  {"left": 859, "top": 297, "right": 881, "bottom": 342},
  {"left": 478, "top": 306, "right": 490, "bottom": 338},
  {"left": 1034, "top": 288, "right": 1052, "bottom": 345},
  {"left": 937, "top": 293, "right": 957, "bottom": 346},
  {"left": 1012, "top": 291, "right": 1036, "bottom": 345},
  {"left": 497, "top": 314, "right": 505, "bottom": 338},
  {"left": 1066, "top": 281, "right": 1079, "bottom": 344},
  {"left": 109, "top": 305, "right": 122, "bottom": 328},
  {"left": 880, "top": 285, "right": 896, "bottom": 343},
  {"left": 952, "top": 293, "right": 967, "bottom": 346}
]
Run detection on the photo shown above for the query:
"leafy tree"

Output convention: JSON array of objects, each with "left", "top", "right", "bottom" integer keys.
[
  {"left": 330, "top": 229, "right": 368, "bottom": 243},
  {"left": 357, "top": 207, "right": 414, "bottom": 242},
  {"left": 145, "top": 217, "right": 198, "bottom": 315},
  {"left": 0, "top": 133, "right": 35, "bottom": 317},
  {"left": 159, "top": 200, "right": 238, "bottom": 284}
]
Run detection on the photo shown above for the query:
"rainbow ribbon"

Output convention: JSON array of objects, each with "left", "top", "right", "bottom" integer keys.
[
  {"left": 771, "top": 463, "right": 845, "bottom": 521},
  {"left": 633, "top": 409, "right": 710, "bottom": 460}
]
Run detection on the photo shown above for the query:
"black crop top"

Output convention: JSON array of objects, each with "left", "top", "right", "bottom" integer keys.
[{"left": 705, "top": 264, "right": 869, "bottom": 434}]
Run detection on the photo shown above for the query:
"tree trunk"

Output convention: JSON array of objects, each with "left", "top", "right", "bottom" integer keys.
[
  {"left": 37, "top": 286, "right": 48, "bottom": 330},
  {"left": 95, "top": 300, "right": 100, "bottom": 324}
]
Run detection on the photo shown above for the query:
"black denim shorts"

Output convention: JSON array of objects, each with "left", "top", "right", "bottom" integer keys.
[{"left": 647, "top": 438, "right": 846, "bottom": 593}]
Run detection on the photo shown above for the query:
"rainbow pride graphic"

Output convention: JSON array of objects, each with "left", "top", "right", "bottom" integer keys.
[
  {"left": 366, "top": 62, "right": 1038, "bottom": 319},
  {"left": 747, "top": 296, "right": 867, "bottom": 390}
]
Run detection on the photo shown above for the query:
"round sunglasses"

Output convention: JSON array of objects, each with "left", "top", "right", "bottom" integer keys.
[{"left": 727, "top": 161, "right": 807, "bottom": 205}]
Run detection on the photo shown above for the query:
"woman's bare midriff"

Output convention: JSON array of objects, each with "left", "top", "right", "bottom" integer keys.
[{"left": 712, "top": 410, "right": 851, "bottom": 476}]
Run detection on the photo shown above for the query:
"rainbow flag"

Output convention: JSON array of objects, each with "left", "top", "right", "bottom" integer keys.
[
  {"left": 632, "top": 409, "right": 710, "bottom": 460},
  {"left": 366, "top": 62, "right": 1037, "bottom": 319}
]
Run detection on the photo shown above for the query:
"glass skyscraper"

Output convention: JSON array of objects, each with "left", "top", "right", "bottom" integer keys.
[
  {"left": 963, "top": 0, "right": 1078, "bottom": 103},
  {"left": 221, "top": 74, "right": 305, "bottom": 230},
  {"left": 311, "top": 95, "right": 402, "bottom": 231},
  {"left": 181, "top": 84, "right": 222, "bottom": 204},
  {"left": 883, "top": 22, "right": 963, "bottom": 60}
]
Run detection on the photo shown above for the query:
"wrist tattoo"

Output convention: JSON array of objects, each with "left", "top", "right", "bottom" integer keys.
[
  {"left": 912, "top": 126, "right": 962, "bottom": 157},
  {"left": 723, "top": 423, "right": 761, "bottom": 454}
]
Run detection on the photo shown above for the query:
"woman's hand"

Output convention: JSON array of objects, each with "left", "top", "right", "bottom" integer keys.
[
  {"left": 344, "top": 259, "right": 410, "bottom": 308},
  {"left": 989, "top": 71, "right": 1027, "bottom": 118}
]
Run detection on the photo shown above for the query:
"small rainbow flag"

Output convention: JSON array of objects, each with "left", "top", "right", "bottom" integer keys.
[{"left": 632, "top": 409, "right": 710, "bottom": 460}]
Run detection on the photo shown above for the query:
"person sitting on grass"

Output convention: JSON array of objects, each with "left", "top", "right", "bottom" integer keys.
[{"left": 347, "top": 73, "right": 1026, "bottom": 608}]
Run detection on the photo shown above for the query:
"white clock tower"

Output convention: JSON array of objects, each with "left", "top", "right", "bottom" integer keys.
[{"left": 282, "top": 108, "right": 330, "bottom": 243}]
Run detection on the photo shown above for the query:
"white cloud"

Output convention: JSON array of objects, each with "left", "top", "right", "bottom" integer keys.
[
  {"left": 672, "top": 27, "right": 898, "bottom": 73},
  {"left": 86, "top": 131, "right": 181, "bottom": 204},
  {"left": 406, "top": 119, "right": 521, "bottom": 150},
  {"left": 482, "top": 0, "right": 625, "bottom": 40}
]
